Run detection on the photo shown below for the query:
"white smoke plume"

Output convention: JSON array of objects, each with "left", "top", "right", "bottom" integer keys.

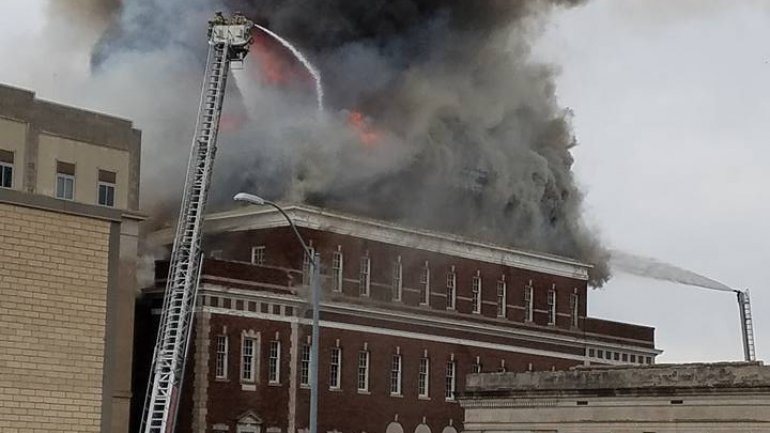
[{"left": 5, "top": 0, "right": 614, "bottom": 285}]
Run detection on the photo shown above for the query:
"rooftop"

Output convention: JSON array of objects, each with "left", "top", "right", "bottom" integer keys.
[
  {"left": 463, "top": 362, "right": 770, "bottom": 399},
  {"left": 151, "top": 203, "right": 592, "bottom": 280}
]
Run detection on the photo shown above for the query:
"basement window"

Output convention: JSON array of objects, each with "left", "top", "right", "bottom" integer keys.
[
  {"left": 0, "top": 149, "right": 13, "bottom": 189},
  {"left": 56, "top": 161, "right": 75, "bottom": 200}
]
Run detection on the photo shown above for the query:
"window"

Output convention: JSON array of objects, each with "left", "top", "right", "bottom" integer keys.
[
  {"left": 268, "top": 340, "right": 280, "bottom": 384},
  {"left": 302, "top": 246, "right": 315, "bottom": 286},
  {"left": 570, "top": 293, "right": 579, "bottom": 328},
  {"left": 418, "top": 357, "right": 430, "bottom": 398},
  {"left": 629, "top": 354, "right": 637, "bottom": 363},
  {"left": 419, "top": 261, "right": 430, "bottom": 305},
  {"left": 597, "top": 349, "right": 604, "bottom": 359},
  {"left": 391, "top": 256, "right": 403, "bottom": 301},
  {"left": 251, "top": 246, "right": 266, "bottom": 265},
  {"left": 588, "top": 348, "right": 595, "bottom": 358},
  {"left": 329, "top": 347, "right": 341, "bottom": 389},
  {"left": 471, "top": 273, "right": 482, "bottom": 314},
  {"left": 390, "top": 354, "right": 402, "bottom": 395},
  {"left": 496, "top": 278, "right": 506, "bottom": 318},
  {"left": 56, "top": 161, "right": 75, "bottom": 200},
  {"left": 472, "top": 359, "right": 482, "bottom": 374},
  {"left": 359, "top": 255, "right": 371, "bottom": 296},
  {"left": 215, "top": 335, "right": 228, "bottom": 379},
  {"left": 241, "top": 337, "right": 257, "bottom": 382},
  {"left": 300, "top": 344, "right": 310, "bottom": 386},
  {"left": 97, "top": 169, "right": 116, "bottom": 207},
  {"left": 357, "top": 351, "right": 370, "bottom": 392},
  {"left": 524, "top": 282, "right": 534, "bottom": 322},
  {"left": 445, "top": 360, "right": 456, "bottom": 400},
  {"left": 547, "top": 287, "right": 557, "bottom": 325},
  {"left": 622, "top": 353, "right": 628, "bottom": 362},
  {"left": 446, "top": 267, "right": 456, "bottom": 310},
  {"left": 0, "top": 149, "right": 14, "bottom": 189},
  {"left": 331, "top": 248, "right": 343, "bottom": 292}
]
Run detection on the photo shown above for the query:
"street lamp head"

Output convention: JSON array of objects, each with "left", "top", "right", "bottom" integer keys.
[{"left": 233, "top": 192, "right": 266, "bottom": 206}]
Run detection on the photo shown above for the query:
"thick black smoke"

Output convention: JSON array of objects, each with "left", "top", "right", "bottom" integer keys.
[{"left": 79, "top": 0, "right": 610, "bottom": 285}]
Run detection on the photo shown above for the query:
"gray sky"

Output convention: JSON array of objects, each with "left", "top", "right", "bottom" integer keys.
[{"left": 0, "top": 0, "right": 766, "bottom": 362}]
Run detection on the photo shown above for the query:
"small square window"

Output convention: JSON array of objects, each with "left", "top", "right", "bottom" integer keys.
[{"left": 251, "top": 246, "right": 266, "bottom": 265}]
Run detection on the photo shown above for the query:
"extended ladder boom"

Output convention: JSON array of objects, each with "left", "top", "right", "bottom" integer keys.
[
  {"left": 141, "top": 13, "right": 253, "bottom": 433},
  {"left": 737, "top": 290, "right": 756, "bottom": 362}
]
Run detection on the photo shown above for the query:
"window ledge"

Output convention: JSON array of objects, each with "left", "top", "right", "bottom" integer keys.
[
  {"left": 390, "top": 393, "right": 404, "bottom": 398},
  {"left": 357, "top": 390, "right": 371, "bottom": 395},
  {"left": 445, "top": 398, "right": 457, "bottom": 403},
  {"left": 329, "top": 387, "right": 343, "bottom": 392},
  {"left": 241, "top": 383, "right": 257, "bottom": 391},
  {"left": 268, "top": 382, "right": 282, "bottom": 387},
  {"left": 214, "top": 377, "right": 229, "bottom": 383},
  {"left": 299, "top": 384, "right": 310, "bottom": 390},
  {"left": 418, "top": 396, "right": 431, "bottom": 401}
]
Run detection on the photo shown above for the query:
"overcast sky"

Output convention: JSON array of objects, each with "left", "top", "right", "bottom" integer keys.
[{"left": 0, "top": 0, "right": 767, "bottom": 362}]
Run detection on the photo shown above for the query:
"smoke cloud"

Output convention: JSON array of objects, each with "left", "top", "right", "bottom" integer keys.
[{"left": 33, "top": 0, "right": 609, "bottom": 285}]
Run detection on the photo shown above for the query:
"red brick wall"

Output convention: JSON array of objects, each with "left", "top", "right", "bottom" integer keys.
[{"left": 204, "top": 228, "right": 589, "bottom": 331}]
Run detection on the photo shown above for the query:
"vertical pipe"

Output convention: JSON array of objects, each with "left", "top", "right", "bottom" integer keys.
[{"left": 309, "top": 252, "right": 321, "bottom": 433}]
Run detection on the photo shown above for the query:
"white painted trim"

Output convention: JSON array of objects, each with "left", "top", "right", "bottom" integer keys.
[
  {"left": 199, "top": 284, "right": 661, "bottom": 356},
  {"left": 160, "top": 204, "right": 592, "bottom": 280}
]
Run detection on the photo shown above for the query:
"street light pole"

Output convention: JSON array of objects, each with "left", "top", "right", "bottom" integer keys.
[{"left": 233, "top": 193, "right": 320, "bottom": 433}]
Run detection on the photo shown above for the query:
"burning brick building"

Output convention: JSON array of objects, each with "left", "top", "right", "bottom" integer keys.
[{"left": 136, "top": 204, "right": 659, "bottom": 433}]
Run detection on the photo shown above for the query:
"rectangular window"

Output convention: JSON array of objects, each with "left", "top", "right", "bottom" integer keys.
[
  {"left": 418, "top": 357, "right": 430, "bottom": 398},
  {"left": 56, "top": 161, "right": 75, "bottom": 200},
  {"left": 251, "top": 246, "right": 266, "bottom": 265},
  {"left": 0, "top": 149, "right": 14, "bottom": 189},
  {"left": 390, "top": 354, "right": 402, "bottom": 395},
  {"left": 629, "top": 354, "right": 637, "bottom": 363},
  {"left": 302, "top": 247, "right": 315, "bottom": 286},
  {"left": 446, "top": 268, "right": 456, "bottom": 310},
  {"left": 359, "top": 256, "right": 371, "bottom": 296},
  {"left": 570, "top": 293, "right": 579, "bottom": 328},
  {"left": 332, "top": 249, "right": 343, "bottom": 292},
  {"left": 268, "top": 340, "right": 281, "bottom": 384},
  {"left": 97, "top": 169, "right": 116, "bottom": 207},
  {"left": 241, "top": 337, "right": 257, "bottom": 382},
  {"left": 329, "top": 347, "right": 341, "bottom": 389},
  {"left": 472, "top": 361, "right": 482, "bottom": 374},
  {"left": 215, "top": 335, "right": 228, "bottom": 379},
  {"left": 445, "top": 360, "right": 456, "bottom": 400},
  {"left": 496, "top": 279, "right": 506, "bottom": 318},
  {"left": 547, "top": 288, "right": 557, "bottom": 325},
  {"left": 524, "top": 282, "right": 534, "bottom": 322},
  {"left": 472, "top": 274, "right": 482, "bottom": 314},
  {"left": 357, "top": 351, "right": 370, "bottom": 392},
  {"left": 391, "top": 257, "right": 403, "bottom": 301},
  {"left": 419, "top": 261, "right": 430, "bottom": 305},
  {"left": 300, "top": 344, "right": 311, "bottom": 386}
]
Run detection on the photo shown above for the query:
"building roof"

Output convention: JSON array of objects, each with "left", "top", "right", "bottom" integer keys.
[
  {"left": 462, "top": 362, "right": 770, "bottom": 399},
  {"left": 151, "top": 203, "right": 592, "bottom": 280}
]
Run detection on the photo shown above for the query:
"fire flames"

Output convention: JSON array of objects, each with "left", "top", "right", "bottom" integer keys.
[{"left": 347, "top": 111, "right": 381, "bottom": 146}]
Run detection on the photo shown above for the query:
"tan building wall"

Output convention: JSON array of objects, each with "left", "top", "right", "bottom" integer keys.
[
  {"left": 36, "top": 134, "right": 131, "bottom": 209},
  {"left": 0, "top": 82, "right": 144, "bottom": 433},
  {"left": 0, "top": 117, "right": 26, "bottom": 190},
  {"left": 460, "top": 362, "right": 770, "bottom": 433},
  {"left": 0, "top": 202, "right": 111, "bottom": 432}
]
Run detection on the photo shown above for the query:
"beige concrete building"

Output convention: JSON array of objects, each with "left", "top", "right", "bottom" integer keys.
[
  {"left": 0, "top": 83, "right": 143, "bottom": 433},
  {"left": 460, "top": 362, "right": 770, "bottom": 433}
]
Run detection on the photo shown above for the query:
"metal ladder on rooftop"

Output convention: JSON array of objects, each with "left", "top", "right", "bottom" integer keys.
[
  {"left": 140, "top": 13, "right": 253, "bottom": 432},
  {"left": 737, "top": 290, "right": 756, "bottom": 362}
]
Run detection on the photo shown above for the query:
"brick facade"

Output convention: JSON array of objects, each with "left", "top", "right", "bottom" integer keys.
[
  {"left": 136, "top": 205, "right": 659, "bottom": 433},
  {"left": 0, "top": 203, "right": 111, "bottom": 432}
]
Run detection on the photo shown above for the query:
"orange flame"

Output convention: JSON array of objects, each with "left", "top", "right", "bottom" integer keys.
[
  {"left": 250, "top": 32, "right": 290, "bottom": 85},
  {"left": 347, "top": 111, "right": 381, "bottom": 146}
]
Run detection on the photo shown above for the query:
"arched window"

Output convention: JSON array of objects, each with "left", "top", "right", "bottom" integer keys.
[
  {"left": 385, "top": 421, "right": 404, "bottom": 433},
  {"left": 414, "top": 424, "right": 431, "bottom": 433}
]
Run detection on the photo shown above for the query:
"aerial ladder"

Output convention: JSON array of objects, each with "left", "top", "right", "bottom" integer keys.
[
  {"left": 736, "top": 289, "right": 756, "bottom": 362},
  {"left": 140, "top": 13, "right": 253, "bottom": 433}
]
